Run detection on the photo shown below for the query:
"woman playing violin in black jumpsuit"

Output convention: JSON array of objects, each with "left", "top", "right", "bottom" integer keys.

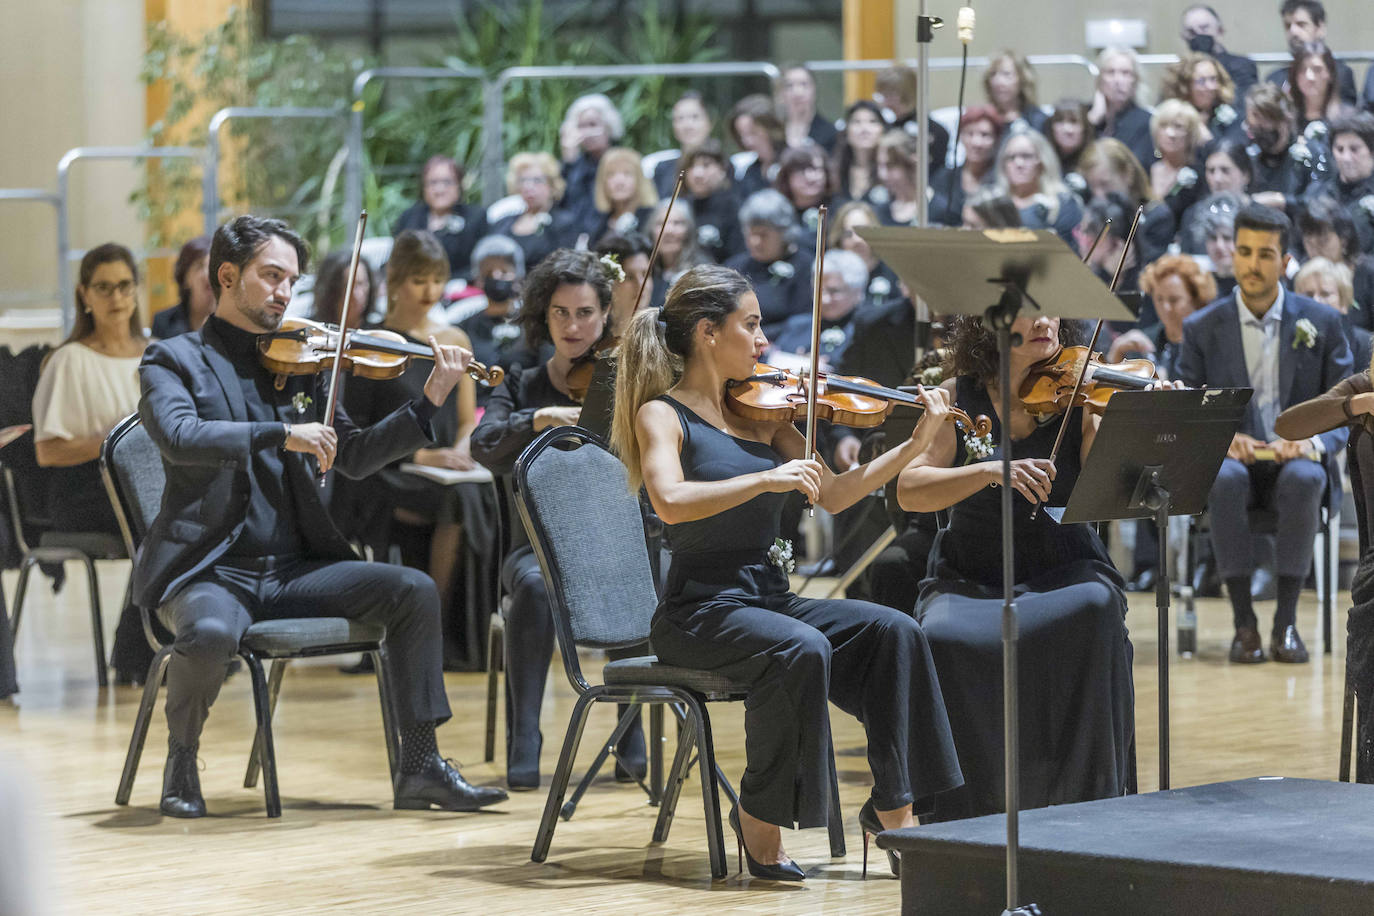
[{"left": 613, "top": 263, "right": 962, "bottom": 880}]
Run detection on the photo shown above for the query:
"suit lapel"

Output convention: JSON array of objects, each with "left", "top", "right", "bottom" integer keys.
[
  {"left": 1279, "top": 294, "right": 1298, "bottom": 410},
  {"left": 198, "top": 321, "right": 248, "bottom": 421}
]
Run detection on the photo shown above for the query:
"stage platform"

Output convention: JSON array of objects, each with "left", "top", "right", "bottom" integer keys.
[{"left": 882, "top": 777, "right": 1374, "bottom": 915}]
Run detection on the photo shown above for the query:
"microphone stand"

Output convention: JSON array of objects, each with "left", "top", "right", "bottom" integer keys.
[{"left": 913, "top": 0, "right": 939, "bottom": 365}]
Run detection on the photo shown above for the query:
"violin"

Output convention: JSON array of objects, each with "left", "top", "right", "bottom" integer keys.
[
  {"left": 1018, "top": 345, "right": 1157, "bottom": 417},
  {"left": 726, "top": 363, "right": 993, "bottom": 438},
  {"left": 257, "top": 317, "right": 504, "bottom": 390}
]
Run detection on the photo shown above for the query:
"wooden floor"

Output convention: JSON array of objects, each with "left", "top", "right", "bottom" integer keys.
[{"left": 0, "top": 561, "right": 1354, "bottom": 914}]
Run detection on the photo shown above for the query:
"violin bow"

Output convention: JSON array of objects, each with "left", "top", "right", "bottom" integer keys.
[
  {"left": 1028, "top": 206, "right": 1143, "bottom": 519},
  {"left": 803, "top": 205, "right": 828, "bottom": 515},
  {"left": 636, "top": 171, "right": 687, "bottom": 312},
  {"left": 318, "top": 210, "right": 367, "bottom": 483}
]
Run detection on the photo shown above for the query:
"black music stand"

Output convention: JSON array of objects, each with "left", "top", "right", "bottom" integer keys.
[
  {"left": 1059, "top": 388, "right": 1250, "bottom": 792},
  {"left": 859, "top": 226, "right": 1133, "bottom": 915}
]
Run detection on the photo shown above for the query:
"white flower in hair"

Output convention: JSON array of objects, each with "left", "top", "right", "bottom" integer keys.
[
  {"left": 1176, "top": 166, "right": 1198, "bottom": 190},
  {"left": 1215, "top": 103, "right": 1237, "bottom": 127},
  {"left": 599, "top": 253, "right": 626, "bottom": 284},
  {"left": 768, "top": 260, "right": 796, "bottom": 281},
  {"left": 1292, "top": 317, "right": 1319, "bottom": 350}
]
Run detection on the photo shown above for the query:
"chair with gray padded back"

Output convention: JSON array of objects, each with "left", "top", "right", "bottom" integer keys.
[
  {"left": 514, "top": 426, "right": 844, "bottom": 879},
  {"left": 100, "top": 413, "right": 402, "bottom": 818}
]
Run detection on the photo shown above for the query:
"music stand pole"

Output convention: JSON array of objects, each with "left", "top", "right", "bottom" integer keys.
[{"left": 913, "top": 1, "right": 937, "bottom": 362}]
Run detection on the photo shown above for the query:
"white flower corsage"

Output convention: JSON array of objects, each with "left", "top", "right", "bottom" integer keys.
[
  {"left": 492, "top": 323, "right": 521, "bottom": 346},
  {"left": 963, "top": 430, "right": 995, "bottom": 464},
  {"left": 291, "top": 392, "right": 313, "bottom": 415},
  {"left": 920, "top": 365, "right": 944, "bottom": 386},
  {"left": 1065, "top": 171, "right": 1088, "bottom": 194},
  {"left": 533, "top": 212, "right": 553, "bottom": 231},
  {"left": 1360, "top": 196, "right": 1374, "bottom": 220},
  {"left": 442, "top": 214, "right": 467, "bottom": 235},
  {"left": 1176, "top": 166, "right": 1198, "bottom": 190},
  {"left": 768, "top": 537, "right": 796, "bottom": 573},
  {"left": 1215, "top": 103, "right": 1237, "bottom": 127},
  {"left": 768, "top": 260, "right": 795, "bottom": 282},
  {"left": 819, "top": 327, "right": 848, "bottom": 351},
  {"left": 1305, "top": 120, "right": 1328, "bottom": 142},
  {"left": 869, "top": 275, "right": 892, "bottom": 298},
  {"left": 868, "top": 185, "right": 891, "bottom": 205},
  {"left": 599, "top": 253, "right": 626, "bottom": 284},
  {"left": 698, "top": 223, "right": 722, "bottom": 249},
  {"left": 802, "top": 207, "right": 821, "bottom": 230},
  {"left": 1290, "top": 137, "right": 1313, "bottom": 166},
  {"left": 1292, "top": 317, "right": 1319, "bottom": 350}
]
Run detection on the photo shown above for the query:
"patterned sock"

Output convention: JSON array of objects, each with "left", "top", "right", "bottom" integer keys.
[
  {"left": 1226, "top": 576, "right": 1256, "bottom": 630},
  {"left": 400, "top": 721, "right": 439, "bottom": 774}
]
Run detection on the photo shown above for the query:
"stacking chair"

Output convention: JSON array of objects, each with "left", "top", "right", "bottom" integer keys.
[
  {"left": 100, "top": 414, "right": 402, "bottom": 817},
  {"left": 514, "top": 426, "right": 844, "bottom": 879}
]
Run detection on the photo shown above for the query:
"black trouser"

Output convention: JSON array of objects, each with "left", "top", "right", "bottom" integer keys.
[{"left": 158, "top": 557, "right": 450, "bottom": 747}]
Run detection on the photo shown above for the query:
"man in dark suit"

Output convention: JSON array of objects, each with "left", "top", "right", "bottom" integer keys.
[
  {"left": 1178, "top": 204, "right": 1353, "bottom": 664},
  {"left": 1180, "top": 5, "right": 1259, "bottom": 100},
  {"left": 135, "top": 215, "right": 507, "bottom": 817},
  {"left": 1263, "top": 1, "right": 1358, "bottom": 108}
]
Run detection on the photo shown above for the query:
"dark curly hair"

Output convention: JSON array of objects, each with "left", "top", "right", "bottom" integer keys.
[
  {"left": 943, "top": 314, "right": 1086, "bottom": 387},
  {"left": 516, "top": 248, "right": 616, "bottom": 350}
]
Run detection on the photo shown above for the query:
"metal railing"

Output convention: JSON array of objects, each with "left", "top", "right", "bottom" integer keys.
[
  {"left": 56, "top": 146, "right": 202, "bottom": 335},
  {"left": 204, "top": 106, "right": 347, "bottom": 237},
  {"left": 805, "top": 53, "right": 1099, "bottom": 79},
  {"left": 0, "top": 190, "right": 61, "bottom": 310}
]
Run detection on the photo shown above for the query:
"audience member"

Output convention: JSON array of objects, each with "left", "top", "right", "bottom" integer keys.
[
  {"left": 774, "top": 144, "right": 843, "bottom": 241},
  {"left": 490, "top": 151, "right": 577, "bottom": 271},
  {"left": 873, "top": 130, "right": 924, "bottom": 226},
  {"left": 1199, "top": 193, "right": 1242, "bottom": 294},
  {"left": 728, "top": 93, "right": 786, "bottom": 198},
  {"left": 1180, "top": 5, "right": 1258, "bottom": 99},
  {"left": 1179, "top": 141, "right": 1254, "bottom": 249},
  {"left": 582, "top": 146, "right": 657, "bottom": 242},
  {"left": 1293, "top": 195, "right": 1374, "bottom": 328},
  {"left": 1160, "top": 52, "right": 1243, "bottom": 144},
  {"left": 309, "top": 247, "right": 378, "bottom": 330},
  {"left": 769, "top": 248, "right": 867, "bottom": 368},
  {"left": 151, "top": 236, "right": 213, "bottom": 338},
  {"left": 832, "top": 100, "right": 887, "bottom": 202},
  {"left": 962, "top": 186, "right": 1024, "bottom": 230},
  {"left": 1305, "top": 111, "right": 1374, "bottom": 254},
  {"left": 994, "top": 128, "right": 1082, "bottom": 243},
  {"left": 646, "top": 197, "right": 712, "bottom": 308},
  {"left": 1246, "top": 82, "right": 1331, "bottom": 215},
  {"left": 929, "top": 105, "right": 1003, "bottom": 227},
  {"left": 1289, "top": 42, "right": 1350, "bottom": 137},
  {"left": 559, "top": 94, "right": 623, "bottom": 236},
  {"left": 1295, "top": 256, "right": 1370, "bottom": 366},
  {"left": 983, "top": 50, "right": 1047, "bottom": 134},
  {"left": 1147, "top": 100, "right": 1206, "bottom": 221},
  {"left": 393, "top": 155, "right": 488, "bottom": 280},
  {"left": 874, "top": 65, "right": 950, "bottom": 173},
  {"left": 1045, "top": 99, "right": 1094, "bottom": 180},
  {"left": 777, "top": 63, "right": 838, "bottom": 152},
  {"left": 594, "top": 230, "right": 655, "bottom": 332},
  {"left": 1264, "top": 1, "right": 1358, "bottom": 107},
  {"left": 725, "top": 189, "right": 812, "bottom": 338},
  {"left": 1079, "top": 137, "right": 1177, "bottom": 266},
  {"left": 456, "top": 235, "right": 531, "bottom": 380},
  {"left": 652, "top": 91, "right": 715, "bottom": 197},
  {"left": 1087, "top": 46, "right": 1155, "bottom": 171},
  {"left": 681, "top": 140, "right": 744, "bottom": 263},
  {"left": 32, "top": 243, "right": 150, "bottom": 683},
  {"left": 831, "top": 200, "right": 901, "bottom": 310}
]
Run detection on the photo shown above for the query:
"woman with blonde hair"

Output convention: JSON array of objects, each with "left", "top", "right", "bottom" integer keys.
[
  {"left": 1088, "top": 46, "right": 1154, "bottom": 170},
  {"left": 1159, "top": 52, "right": 1242, "bottom": 144},
  {"left": 611, "top": 263, "right": 962, "bottom": 879},
  {"left": 490, "top": 151, "right": 577, "bottom": 271},
  {"left": 583, "top": 146, "right": 658, "bottom": 242},
  {"left": 983, "top": 50, "right": 1047, "bottom": 133},
  {"left": 874, "top": 129, "right": 924, "bottom": 226},
  {"left": 1147, "top": 100, "right": 1206, "bottom": 217},
  {"left": 993, "top": 128, "right": 1082, "bottom": 243},
  {"left": 1295, "top": 256, "right": 1369, "bottom": 367}
]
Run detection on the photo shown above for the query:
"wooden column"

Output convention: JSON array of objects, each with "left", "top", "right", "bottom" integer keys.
[{"left": 843, "top": 0, "right": 896, "bottom": 103}]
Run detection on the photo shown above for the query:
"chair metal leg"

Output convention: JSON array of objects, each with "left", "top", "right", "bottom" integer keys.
[
  {"left": 115, "top": 647, "right": 173, "bottom": 805},
  {"left": 559, "top": 702, "right": 644, "bottom": 822},
  {"left": 80, "top": 554, "right": 107, "bottom": 688},
  {"left": 652, "top": 702, "right": 698, "bottom": 844},
  {"left": 531, "top": 690, "right": 600, "bottom": 864},
  {"left": 484, "top": 614, "right": 503, "bottom": 763},
  {"left": 649, "top": 703, "right": 664, "bottom": 805},
  {"left": 1341, "top": 679, "right": 1356, "bottom": 783},
  {"left": 372, "top": 646, "right": 402, "bottom": 788},
  {"left": 827, "top": 744, "right": 846, "bottom": 857},
  {"left": 242, "top": 651, "right": 282, "bottom": 817},
  {"left": 1322, "top": 521, "right": 1336, "bottom": 655},
  {"left": 244, "top": 658, "right": 288, "bottom": 789},
  {"left": 11, "top": 554, "right": 36, "bottom": 636},
  {"left": 684, "top": 693, "right": 728, "bottom": 880}
]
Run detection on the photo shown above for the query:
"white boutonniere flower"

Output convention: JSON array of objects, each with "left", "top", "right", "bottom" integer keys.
[
  {"left": 1176, "top": 166, "right": 1198, "bottom": 190},
  {"left": 1360, "top": 195, "right": 1374, "bottom": 220},
  {"left": 768, "top": 537, "right": 796, "bottom": 573},
  {"left": 869, "top": 275, "right": 892, "bottom": 298},
  {"left": 819, "top": 327, "right": 848, "bottom": 351},
  {"left": 963, "top": 430, "right": 995, "bottom": 464},
  {"left": 291, "top": 392, "right": 313, "bottom": 415},
  {"left": 442, "top": 213, "right": 467, "bottom": 235},
  {"left": 492, "top": 323, "right": 521, "bottom": 346},
  {"left": 1305, "top": 120, "right": 1328, "bottom": 142},
  {"left": 534, "top": 212, "right": 553, "bottom": 231},
  {"left": 1215, "top": 103, "right": 1237, "bottom": 127},
  {"left": 768, "top": 260, "right": 795, "bottom": 282},
  {"left": 1292, "top": 317, "right": 1318, "bottom": 350}
]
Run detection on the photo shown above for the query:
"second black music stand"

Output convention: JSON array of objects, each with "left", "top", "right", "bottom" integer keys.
[
  {"left": 859, "top": 226, "right": 1134, "bottom": 914},
  {"left": 1059, "top": 388, "right": 1250, "bottom": 791}
]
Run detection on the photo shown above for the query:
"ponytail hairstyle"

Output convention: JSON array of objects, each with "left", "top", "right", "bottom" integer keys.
[{"left": 611, "top": 264, "right": 752, "bottom": 490}]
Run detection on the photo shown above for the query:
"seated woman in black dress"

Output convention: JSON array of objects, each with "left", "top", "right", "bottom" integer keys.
[
  {"left": 680, "top": 140, "right": 744, "bottom": 264},
  {"left": 723, "top": 189, "right": 813, "bottom": 340},
  {"left": 929, "top": 104, "right": 1004, "bottom": 227},
  {"left": 392, "top": 155, "right": 488, "bottom": 280},
  {"left": 612, "top": 264, "right": 962, "bottom": 879},
  {"left": 150, "top": 235, "right": 212, "bottom": 338},
  {"left": 471, "top": 249, "right": 643, "bottom": 789},
  {"left": 490, "top": 152, "right": 577, "bottom": 272},
  {"left": 774, "top": 145, "right": 845, "bottom": 240},
  {"left": 579, "top": 146, "right": 657, "bottom": 243},
  {"left": 896, "top": 313, "right": 1136, "bottom": 822},
  {"left": 31, "top": 243, "right": 150, "bottom": 682}
]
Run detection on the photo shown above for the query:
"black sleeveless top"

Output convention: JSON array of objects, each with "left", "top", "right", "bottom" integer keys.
[{"left": 657, "top": 395, "right": 787, "bottom": 558}]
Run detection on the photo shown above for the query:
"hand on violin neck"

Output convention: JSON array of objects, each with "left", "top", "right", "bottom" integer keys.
[
  {"left": 422, "top": 335, "right": 475, "bottom": 406},
  {"left": 906, "top": 384, "right": 950, "bottom": 452},
  {"left": 284, "top": 422, "right": 338, "bottom": 472}
]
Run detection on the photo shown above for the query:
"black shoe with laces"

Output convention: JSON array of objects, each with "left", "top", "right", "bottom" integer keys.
[
  {"left": 394, "top": 756, "right": 508, "bottom": 811},
  {"left": 160, "top": 737, "right": 206, "bottom": 818}
]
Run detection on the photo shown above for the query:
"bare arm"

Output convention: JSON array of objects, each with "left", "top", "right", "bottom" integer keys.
[
  {"left": 636, "top": 399, "right": 819, "bottom": 525},
  {"left": 897, "top": 417, "right": 1001, "bottom": 512},
  {"left": 1275, "top": 372, "right": 1372, "bottom": 440}
]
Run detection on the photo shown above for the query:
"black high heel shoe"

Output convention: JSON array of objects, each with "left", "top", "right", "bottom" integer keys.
[
  {"left": 859, "top": 799, "right": 901, "bottom": 878},
  {"left": 727, "top": 806, "right": 805, "bottom": 881}
]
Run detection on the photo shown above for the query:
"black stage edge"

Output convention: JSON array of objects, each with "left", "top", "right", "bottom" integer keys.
[{"left": 881, "top": 778, "right": 1374, "bottom": 915}]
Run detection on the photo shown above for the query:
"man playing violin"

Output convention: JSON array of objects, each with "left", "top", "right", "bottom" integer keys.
[
  {"left": 1178, "top": 203, "right": 1353, "bottom": 664},
  {"left": 134, "top": 215, "right": 508, "bottom": 817}
]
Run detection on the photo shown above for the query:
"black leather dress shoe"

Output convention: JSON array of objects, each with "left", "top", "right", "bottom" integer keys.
[
  {"left": 1271, "top": 626, "right": 1310, "bottom": 663},
  {"left": 160, "top": 739, "right": 206, "bottom": 818},
  {"left": 1228, "top": 627, "right": 1265, "bottom": 664},
  {"left": 395, "top": 757, "right": 508, "bottom": 811}
]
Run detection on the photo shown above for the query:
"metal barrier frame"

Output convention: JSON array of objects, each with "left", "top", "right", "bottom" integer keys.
[
  {"left": 346, "top": 67, "right": 487, "bottom": 222},
  {"left": 203, "top": 106, "right": 347, "bottom": 237},
  {"left": 0, "top": 190, "right": 62, "bottom": 310},
  {"left": 805, "top": 53, "right": 1098, "bottom": 79},
  {"left": 56, "top": 146, "right": 202, "bottom": 335}
]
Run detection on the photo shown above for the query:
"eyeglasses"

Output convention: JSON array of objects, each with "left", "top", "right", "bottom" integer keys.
[{"left": 87, "top": 280, "right": 136, "bottom": 299}]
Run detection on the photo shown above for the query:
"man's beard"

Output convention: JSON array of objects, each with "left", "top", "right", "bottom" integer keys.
[{"left": 240, "top": 301, "right": 285, "bottom": 332}]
